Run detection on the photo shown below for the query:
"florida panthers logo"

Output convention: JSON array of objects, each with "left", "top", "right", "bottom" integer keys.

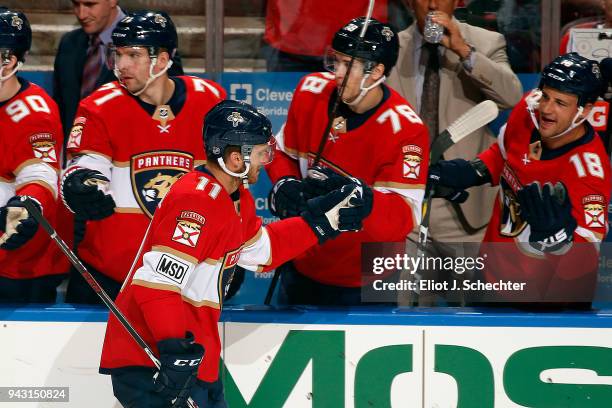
[
  {"left": 142, "top": 173, "right": 183, "bottom": 202},
  {"left": 381, "top": 27, "right": 394, "bottom": 41},
  {"left": 11, "top": 16, "right": 23, "bottom": 30},
  {"left": 154, "top": 14, "right": 167, "bottom": 27},
  {"left": 227, "top": 112, "right": 245, "bottom": 127},
  {"left": 131, "top": 151, "right": 194, "bottom": 218}
]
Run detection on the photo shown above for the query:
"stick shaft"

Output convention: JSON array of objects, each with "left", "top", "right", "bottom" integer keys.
[{"left": 21, "top": 198, "right": 198, "bottom": 408}]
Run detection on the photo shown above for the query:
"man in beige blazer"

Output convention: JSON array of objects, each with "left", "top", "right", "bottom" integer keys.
[{"left": 387, "top": 0, "right": 523, "bottom": 305}]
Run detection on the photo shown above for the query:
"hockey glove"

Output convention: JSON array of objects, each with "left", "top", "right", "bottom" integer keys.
[
  {"left": 517, "top": 182, "right": 577, "bottom": 253},
  {"left": 305, "top": 167, "right": 373, "bottom": 216},
  {"left": 301, "top": 182, "right": 370, "bottom": 244},
  {"left": 269, "top": 176, "right": 307, "bottom": 219},
  {"left": 153, "top": 332, "right": 205, "bottom": 406},
  {"left": 428, "top": 158, "right": 491, "bottom": 204},
  {"left": 303, "top": 166, "right": 352, "bottom": 197},
  {"left": 61, "top": 168, "right": 116, "bottom": 220},
  {"left": 0, "top": 196, "right": 40, "bottom": 250}
]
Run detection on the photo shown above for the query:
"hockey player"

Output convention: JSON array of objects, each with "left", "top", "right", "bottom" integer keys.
[
  {"left": 429, "top": 53, "right": 611, "bottom": 305},
  {"left": 61, "top": 11, "right": 226, "bottom": 303},
  {"left": 99, "top": 100, "right": 369, "bottom": 407},
  {"left": 265, "top": 17, "right": 430, "bottom": 305},
  {"left": 0, "top": 8, "right": 68, "bottom": 302}
]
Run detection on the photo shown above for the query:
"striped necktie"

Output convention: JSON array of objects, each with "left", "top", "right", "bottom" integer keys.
[
  {"left": 420, "top": 43, "right": 440, "bottom": 141},
  {"left": 80, "top": 35, "right": 102, "bottom": 98}
]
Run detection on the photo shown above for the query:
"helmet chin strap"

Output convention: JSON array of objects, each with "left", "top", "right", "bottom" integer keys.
[
  {"left": 115, "top": 58, "right": 173, "bottom": 96},
  {"left": 525, "top": 88, "right": 588, "bottom": 140},
  {"left": 0, "top": 61, "right": 22, "bottom": 90},
  {"left": 344, "top": 74, "right": 386, "bottom": 107},
  {"left": 216, "top": 155, "right": 252, "bottom": 190}
]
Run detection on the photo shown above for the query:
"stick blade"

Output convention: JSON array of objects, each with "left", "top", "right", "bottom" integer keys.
[{"left": 447, "top": 100, "right": 499, "bottom": 144}]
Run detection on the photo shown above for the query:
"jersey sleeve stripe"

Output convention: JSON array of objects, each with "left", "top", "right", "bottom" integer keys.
[
  {"left": 70, "top": 150, "right": 112, "bottom": 162},
  {"left": 115, "top": 207, "right": 144, "bottom": 214},
  {"left": 374, "top": 186, "right": 425, "bottom": 226},
  {"left": 15, "top": 179, "right": 58, "bottom": 199},
  {"left": 373, "top": 181, "right": 426, "bottom": 189},
  {"left": 14, "top": 159, "right": 59, "bottom": 176},
  {"left": 238, "top": 227, "right": 272, "bottom": 271},
  {"left": 68, "top": 153, "right": 113, "bottom": 180},
  {"left": 132, "top": 279, "right": 182, "bottom": 294},
  {"left": 15, "top": 163, "right": 59, "bottom": 198},
  {"left": 575, "top": 226, "right": 603, "bottom": 243},
  {"left": 243, "top": 228, "right": 263, "bottom": 247},
  {"left": 151, "top": 245, "right": 200, "bottom": 264}
]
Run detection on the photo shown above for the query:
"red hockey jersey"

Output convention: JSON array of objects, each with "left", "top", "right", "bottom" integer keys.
[
  {"left": 264, "top": 0, "right": 388, "bottom": 56},
  {"left": 0, "top": 79, "right": 67, "bottom": 279},
  {"left": 65, "top": 77, "right": 226, "bottom": 282},
  {"left": 266, "top": 72, "right": 429, "bottom": 287},
  {"left": 478, "top": 96, "right": 610, "bottom": 301},
  {"left": 100, "top": 169, "right": 318, "bottom": 381}
]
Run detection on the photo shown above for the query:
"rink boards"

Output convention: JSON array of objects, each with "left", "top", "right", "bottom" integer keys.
[{"left": 1, "top": 306, "right": 612, "bottom": 407}]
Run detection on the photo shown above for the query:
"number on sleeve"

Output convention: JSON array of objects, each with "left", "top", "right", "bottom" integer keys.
[
  {"left": 5, "top": 96, "right": 51, "bottom": 123},
  {"left": 376, "top": 105, "right": 424, "bottom": 134},
  {"left": 569, "top": 152, "right": 604, "bottom": 179},
  {"left": 196, "top": 177, "right": 222, "bottom": 199}
]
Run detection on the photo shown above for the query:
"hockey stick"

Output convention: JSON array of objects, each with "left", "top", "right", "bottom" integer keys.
[
  {"left": 20, "top": 197, "right": 199, "bottom": 408},
  {"left": 410, "top": 100, "right": 499, "bottom": 300},
  {"left": 312, "top": 0, "right": 376, "bottom": 166},
  {"left": 417, "top": 100, "right": 499, "bottom": 250}
]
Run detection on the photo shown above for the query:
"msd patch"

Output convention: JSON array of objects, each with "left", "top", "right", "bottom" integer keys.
[
  {"left": 583, "top": 194, "right": 606, "bottom": 228},
  {"left": 155, "top": 253, "right": 190, "bottom": 285},
  {"left": 29, "top": 133, "right": 57, "bottom": 163},
  {"left": 131, "top": 151, "right": 194, "bottom": 218},
  {"left": 402, "top": 145, "right": 423, "bottom": 179},
  {"left": 172, "top": 210, "right": 205, "bottom": 248}
]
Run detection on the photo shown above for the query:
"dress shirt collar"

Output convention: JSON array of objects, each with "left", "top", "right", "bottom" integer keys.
[{"left": 98, "top": 7, "right": 126, "bottom": 45}]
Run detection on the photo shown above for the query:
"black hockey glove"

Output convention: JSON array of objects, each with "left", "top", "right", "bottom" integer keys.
[
  {"left": 61, "top": 168, "right": 116, "bottom": 220},
  {"left": 428, "top": 158, "right": 491, "bottom": 204},
  {"left": 301, "top": 182, "right": 371, "bottom": 244},
  {"left": 303, "top": 166, "right": 353, "bottom": 197},
  {"left": 305, "top": 166, "right": 373, "bottom": 216},
  {"left": 0, "top": 196, "right": 40, "bottom": 250},
  {"left": 269, "top": 176, "right": 307, "bottom": 219},
  {"left": 517, "top": 182, "right": 577, "bottom": 253},
  {"left": 153, "top": 332, "right": 205, "bottom": 407}
]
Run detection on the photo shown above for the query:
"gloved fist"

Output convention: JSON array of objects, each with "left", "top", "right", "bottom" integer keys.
[
  {"left": 0, "top": 196, "right": 40, "bottom": 250},
  {"left": 303, "top": 166, "right": 353, "bottom": 198},
  {"left": 154, "top": 332, "right": 205, "bottom": 406},
  {"left": 302, "top": 182, "right": 372, "bottom": 244},
  {"left": 428, "top": 158, "right": 491, "bottom": 203},
  {"left": 61, "top": 168, "right": 116, "bottom": 220},
  {"left": 269, "top": 176, "right": 307, "bottom": 219},
  {"left": 517, "top": 182, "right": 577, "bottom": 253}
]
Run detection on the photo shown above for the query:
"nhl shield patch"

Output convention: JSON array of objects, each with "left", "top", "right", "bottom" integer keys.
[
  {"left": 172, "top": 211, "right": 206, "bottom": 248},
  {"left": 29, "top": 133, "right": 57, "bottom": 163},
  {"left": 131, "top": 151, "right": 194, "bottom": 218},
  {"left": 402, "top": 145, "right": 423, "bottom": 179},
  {"left": 582, "top": 194, "right": 606, "bottom": 228}
]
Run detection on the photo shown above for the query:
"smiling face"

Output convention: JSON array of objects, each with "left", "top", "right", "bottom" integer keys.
[
  {"left": 537, "top": 85, "right": 593, "bottom": 139},
  {"left": 71, "top": 0, "right": 117, "bottom": 35}
]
